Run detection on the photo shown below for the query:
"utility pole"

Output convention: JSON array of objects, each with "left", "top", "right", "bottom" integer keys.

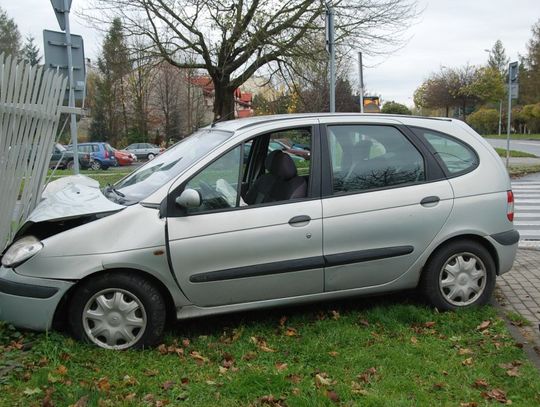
[
  {"left": 358, "top": 51, "right": 364, "bottom": 113},
  {"left": 63, "top": 0, "right": 79, "bottom": 174},
  {"left": 506, "top": 61, "right": 519, "bottom": 168},
  {"left": 325, "top": 3, "right": 335, "bottom": 113}
]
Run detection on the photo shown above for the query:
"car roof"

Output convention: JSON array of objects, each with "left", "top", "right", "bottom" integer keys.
[{"left": 208, "top": 113, "right": 453, "bottom": 133}]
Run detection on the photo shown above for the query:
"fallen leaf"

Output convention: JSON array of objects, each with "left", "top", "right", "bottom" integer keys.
[
  {"left": 55, "top": 365, "right": 68, "bottom": 376},
  {"left": 144, "top": 369, "right": 158, "bottom": 377},
  {"left": 190, "top": 351, "right": 209, "bottom": 364},
  {"left": 124, "top": 394, "right": 136, "bottom": 402},
  {"left": 506, "top": 366, "right": 521, "bottom": 377},
  {"left": 331, "top": 310, "right": 340, "bottom": 320},
  {"left": 142, "top": 393, "right": 155, "bottom": 404},
  {"left": 357, "top": 367, "right": 378, "bottom": 384},
  {"left": 71, "top": 395, "right": 89, "bottom": 407},
  {"left": 23, "top": 387, "right": 42, "bottom": 396},
  {"left": 257, "top": 394, "right": 287, "bottom": 406},
  {"left": 286, "top": 374, "right": 301, "bottom": 384},
  {"left": 96, "top": 377, "right": 110, "bottom": 392},
  {"left": 411, "top": 336, "right": 418, "bottom": 345},
  {"left": 292, "top": 387, "right": 301, "bottom": 395},
  {"left": 315, "top": 373, "right": 333, "bottom": 387},
  {"left": 182, "top": 339, "right": 190, "bottom": 348},
  {"left": 155, "top": 400, "right": 170, "bottom": 407},
  {"left": 250, "top": 337, "right": 276, "bottom": 352},
  {"left": 462, "top": 357, "right": 473, "bottom": 366},
  {"left": 242, "top": 351, "right": 257, "bottom": 361},
  {"left": 284, "top": 327, "right": 298, "bottom": 337},
  {"left": 162, "top": 381, "right": 175, "bottom": 390},
  {"left": 473, "top": 378, "right": 489, "bottom": 389},
  {"left": 458, "top": 348, "right": 473, "bottom": 355},
  {"left": 460, "top": 403, "right": 478, "bottom": 407},
  {"left": 326, "top": 389, "right": 340, "bottom": 403},
  {"left": 328, "top": 351, "right": 339, "bottom": 357},
  {"left": 123, "top": 375, "right": 138, "bottom": 386},
  {"left": 205, "top": 380, "right": 216, "bottom": 386},
  {"left": 219, "top": 366, "right": 228, "bottom": 374},
  {"left": 481, "top": 388, "right": 509, "bottom": 403},
  {"left": 279, "top": 316, "right": 287, "bottom": 327},
  {"left": 180, "top": 377, "right": 190, "bottom": 386},
  {"left": 358, "top": 319, "right": 370, "bottom": 328},
  {"left": 48, "top": 373, "right": 61, "bottom": 383},
  {"left": 433, "top": 383, "right": 445, "bottom": 390},
  {"left": 424, "top": 321, "right": 436, "bottom": 328},
  {"left": 221, "top": 353, "right": 235, "bottom": 368},
  {"left": 476, "top": 320, "right": 491, "bottom": 331},
  {"left": 41, "top": 388, "right": 54, "bottom": 407},
  {"left": 350, "top": 381, "right": 369, "bottom": 395},
  {"left": 275, "top": 362, "right": 288, "bottom": 371}
]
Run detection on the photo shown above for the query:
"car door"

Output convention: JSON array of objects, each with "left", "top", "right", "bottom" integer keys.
[
  {"left": 320, "top": 120, "right": 454, "bottom": 291},
  {"left": 166, "top": 123, "right": 324, "bottom": 307}
]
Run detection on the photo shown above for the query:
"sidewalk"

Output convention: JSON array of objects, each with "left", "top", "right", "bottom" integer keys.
[{"left": 497, "top": 249, "right": 540, "bottom": 349}]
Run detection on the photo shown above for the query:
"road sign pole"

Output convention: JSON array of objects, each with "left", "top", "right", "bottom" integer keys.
[
  {"left": 358, "top": 52, "right": 364, "bottom": 113},
  {"left": 326, "top": 4, "right": 335, "bottom": 113},
  {"left": 506, "top": 61, "right": 518, "bottom": 169},
  {"left": 63, "top": 0, "right": 79, "bottom": 174}
]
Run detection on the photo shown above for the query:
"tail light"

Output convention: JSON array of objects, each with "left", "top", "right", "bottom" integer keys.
[{"left": 507, "top": 190, "right": 514, "bottom": 222}]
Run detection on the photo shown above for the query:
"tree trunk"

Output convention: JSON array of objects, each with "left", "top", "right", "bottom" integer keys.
[{"left": 213, "top": 81, "right": 236, "bottom": 121}]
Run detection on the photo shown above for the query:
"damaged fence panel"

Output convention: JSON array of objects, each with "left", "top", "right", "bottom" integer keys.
[{"left": 0, "top": 53, "right": 67, "bottom": 250}]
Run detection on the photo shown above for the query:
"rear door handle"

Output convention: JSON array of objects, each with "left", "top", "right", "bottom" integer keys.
[
  {"left": 420, "top": 196, "right": 440, "bottom": 206},
  {"left": 289, "top": 215, "right": 311, "bottom": 226}
]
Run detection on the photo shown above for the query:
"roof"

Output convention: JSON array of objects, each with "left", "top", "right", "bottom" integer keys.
[{"left": 210, "top": 113, "right": 454, "bottom": 132}]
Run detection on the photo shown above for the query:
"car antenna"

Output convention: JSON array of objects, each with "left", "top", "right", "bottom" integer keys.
[{"left": 211, "top": 110, "right": 236, "bottom": 127}]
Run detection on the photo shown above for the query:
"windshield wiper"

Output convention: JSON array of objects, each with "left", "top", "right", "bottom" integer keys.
[{"left": 105, "top": 184, "right": 125, "bottom": 198}]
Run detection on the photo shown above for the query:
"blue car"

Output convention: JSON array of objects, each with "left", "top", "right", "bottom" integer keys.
[{"left": 68, "top": 142, "right": 118, "bottom": 170}]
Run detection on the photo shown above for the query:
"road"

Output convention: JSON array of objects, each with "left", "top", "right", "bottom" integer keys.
[
  {"left": 486, "top": 138, "right": 540, "bottom": 156},
  {"left": 512, "top": 178, "right": 540, "bottom": 241}
]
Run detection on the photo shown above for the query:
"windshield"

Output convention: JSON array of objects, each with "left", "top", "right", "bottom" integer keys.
[{"left": 107, "top": 129, "right": 232, "bottom": 205}]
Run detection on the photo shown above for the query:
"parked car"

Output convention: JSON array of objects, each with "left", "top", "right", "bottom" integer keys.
[
  {"left": 270, "top": 140, "right": 311, "bottom": 160},
  {"left": 68, "top": 142, "right": 117, "bottom": 170},
  {"left": 124, "top": 143, "right": 162, "bottom": 160},
  {"left": 49, "top": 143, "right": 91, "bottom": 170},
  {"left": 0, "top": 114, "right": 518, "bottom": 350},
  {"left": 112, "top": 148, "right": 134, "bottom": 166}
]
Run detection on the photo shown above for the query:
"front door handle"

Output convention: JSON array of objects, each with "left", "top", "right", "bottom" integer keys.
[
  {"left": 289, "top": 215, "right": 311, "bottom": 226},
  {"left": 420, "top": 196, "right": 440, "bottom": 206}
]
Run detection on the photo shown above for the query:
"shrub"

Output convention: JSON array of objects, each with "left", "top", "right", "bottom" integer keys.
[{"left": 467, "top": 108, "right": 499, "bottom": 134}]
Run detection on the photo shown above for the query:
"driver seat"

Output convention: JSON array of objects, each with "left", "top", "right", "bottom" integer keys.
[{"left": 245, "top": 151, "right": 307, "bottom": 204}]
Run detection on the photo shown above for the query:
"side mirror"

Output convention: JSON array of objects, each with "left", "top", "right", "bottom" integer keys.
[{"left": 175, "top": 188, "right": 201, "bottom": 208}]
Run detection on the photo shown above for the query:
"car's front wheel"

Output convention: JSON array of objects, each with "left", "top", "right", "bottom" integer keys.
[
  {"left": 147, "top": 153, "right": 156, "bottom": 160},
  {"left": 91, "top": 160, "right": 102, "bottom": 170},
  {"left": 420, "top": 240, "right": 496, "bottom": 311},
  {"left": 68, "top": 272, "right": 166, "bottom": 350}
]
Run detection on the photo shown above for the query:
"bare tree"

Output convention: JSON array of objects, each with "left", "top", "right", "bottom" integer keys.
[{"left": 85, "top": 0, "right": 417, "bottom": 120}]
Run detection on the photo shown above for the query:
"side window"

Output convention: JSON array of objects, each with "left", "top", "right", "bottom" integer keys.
[
  {"left": 268, "top": 129, "right": 311, "bottom": 177},
  {"left": 184, "top": 145, "right": 242, "bottom": 214},
  {"left": 417, "top": 129, "right": 478, "bottom": 174},
  {"left": 327, "top": 125, "right": 425, "bottom": 194}
]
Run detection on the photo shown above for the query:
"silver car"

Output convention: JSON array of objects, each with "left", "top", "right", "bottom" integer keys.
[
  {"left": 124, "top": 142, "right": 161, "bottom": 160},
  {"left": 0, "top": 114, "right": 519, "bottom": 350}
]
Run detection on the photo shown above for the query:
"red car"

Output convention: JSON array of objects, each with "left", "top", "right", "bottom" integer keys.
[{"left": 113, "top": 149, "right": 134, "bottom": 166}]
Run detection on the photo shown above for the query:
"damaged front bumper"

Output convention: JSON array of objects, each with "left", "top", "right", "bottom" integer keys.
[{"left": 0, "top": 266, "right": 73, "bottom": 331}]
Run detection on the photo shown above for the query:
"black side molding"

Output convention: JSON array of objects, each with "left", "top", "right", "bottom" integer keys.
[
  {"left": 189, "top": 245, "right": 414, "bottom": 283},
  {"left": 491, "top": 230, "right": 520, "bottom": 246},
  {"left": 0, "top": 278, "right": 59, "bottom": 299},
  {"left": 325, "top": 246, "right": 414, "bottom": 267},
  {"left": 190, "top": 256, "right": 325, "bottom": 283}
]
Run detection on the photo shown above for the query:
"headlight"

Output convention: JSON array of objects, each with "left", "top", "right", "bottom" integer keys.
[{"left": 1, "top": 236, "right": 43, "bottom": 268}]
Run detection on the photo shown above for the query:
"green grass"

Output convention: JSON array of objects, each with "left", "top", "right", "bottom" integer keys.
[
  {"left": 506, "top": 311, "right": 531, "bottom": 327},
  {"left": 485, "top": 134, "right": 540, "bottom": 140},
  {"left": 1, "top": 300, "right": 539, "bottom": 406},
  {"left": 508, "top": 165, "right": 540, "bottom": 178},
  {"left": 494, "top": 148, "right": 537, "bottom": 158}
]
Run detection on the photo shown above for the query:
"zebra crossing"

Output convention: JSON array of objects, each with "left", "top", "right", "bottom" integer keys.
[{"left": 512, "top": 180, "right": 540, "bottom": 241}]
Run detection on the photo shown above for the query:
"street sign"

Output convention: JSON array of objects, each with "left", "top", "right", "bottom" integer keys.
[
  {"left": 50, "top": 0, "right": 72, "bottom": 31},
  {"left": 43, "top": 29, "right": 86, "bottom": 102},
  {"left": 508, "top": 61, "right": 519, "bottom": 99}
]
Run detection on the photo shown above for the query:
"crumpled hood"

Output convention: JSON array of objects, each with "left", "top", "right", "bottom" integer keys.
[{"left": 27, "top": 175, "right": 125, "bottom": 223}]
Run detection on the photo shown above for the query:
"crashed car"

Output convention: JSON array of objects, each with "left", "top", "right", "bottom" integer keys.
[{"left": 0, "top": 114, "right": 519, "bottom": 350}]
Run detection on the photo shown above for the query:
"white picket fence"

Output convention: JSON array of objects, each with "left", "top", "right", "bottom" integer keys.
[{"left": 0, "top": 53, "right": 67, "bottom": 250}]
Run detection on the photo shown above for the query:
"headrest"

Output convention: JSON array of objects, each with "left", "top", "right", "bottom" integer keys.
[
  {"left": 270, "top": 151, "right": 297, "bottom": 180},
  {"left": 265, "top": 149, "right": 280, "bottom": 171}
]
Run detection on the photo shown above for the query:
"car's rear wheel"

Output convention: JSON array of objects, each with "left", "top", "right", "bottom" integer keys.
[
  {"left": 66, "top": 160, "right": 75, "bottom": 170},
  {"left": 91, "top": 160, "right": 102, "bottom": 170},
  {"left": 420, "top": 240, "right": 496, "bottom": 311},
  {"left": 147, "top": 153, "right": 156, "bottom": 160},
  {"left": 68, "top": 272, "right": 166, "bottom": 350}
]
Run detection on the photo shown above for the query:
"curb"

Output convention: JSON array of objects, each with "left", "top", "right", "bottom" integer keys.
[{"left": 491, "top": 298, "right": 540, "bottom": 373}]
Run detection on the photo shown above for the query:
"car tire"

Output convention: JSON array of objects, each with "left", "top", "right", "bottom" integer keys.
[
  {"left": 66, "top": 160, "right": 75, "bottom": 170},
  {"left": 91, "top": 160, "right": 102, "bottom": 170},
  {"left": 147, "top": 153, "right": 156, "bottom": 160},
  {"left": 419, "top": 240, "right": 496, "bottom": 311},
  {"left": 68, "top": 272, "right": 166, "bottom": 350}
]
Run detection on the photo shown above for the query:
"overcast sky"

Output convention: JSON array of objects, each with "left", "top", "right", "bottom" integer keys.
[{"left": 3, "top": 0, "right": 539, "bottom": 107}]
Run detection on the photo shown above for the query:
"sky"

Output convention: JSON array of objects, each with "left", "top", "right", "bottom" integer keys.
[{"left": 3, "top": 0, "right": 539, "bottom": 107}]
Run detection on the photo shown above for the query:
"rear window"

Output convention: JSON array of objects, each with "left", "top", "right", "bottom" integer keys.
[{"left": 413, "top": 128, "right": 478, "bottom": 175}]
